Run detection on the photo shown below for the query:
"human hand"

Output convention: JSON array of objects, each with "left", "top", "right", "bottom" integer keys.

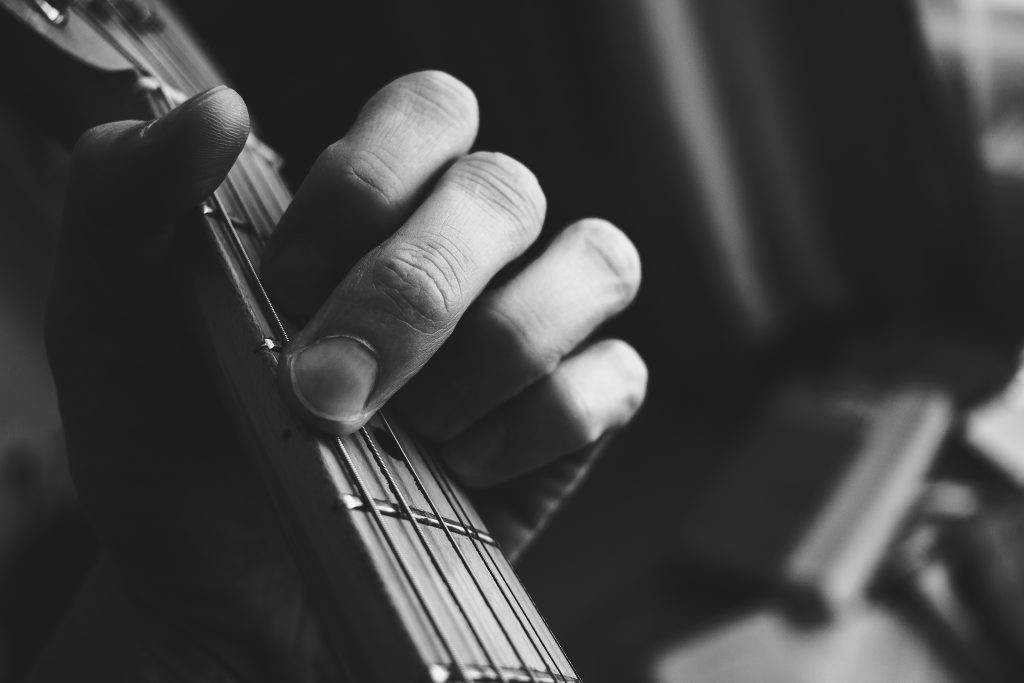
[
  {"left": 263, "top": 71, "right": 647, "bottom": 554},
  {"left": 38, "top": 72, "right": 645, "bottom": 681}
]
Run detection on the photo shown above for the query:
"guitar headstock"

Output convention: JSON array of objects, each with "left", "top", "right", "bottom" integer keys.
[{"left": 0, "top": 0, "right": 222, "bottom": 144}]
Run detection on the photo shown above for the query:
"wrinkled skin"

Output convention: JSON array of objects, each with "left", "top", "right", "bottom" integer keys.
[{"left": 34, "top": 73, "right": 646, "bottom": 680}]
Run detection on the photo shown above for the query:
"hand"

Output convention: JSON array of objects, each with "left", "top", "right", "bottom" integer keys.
[{"left": 36, "top": 72, "right": 646, "bottom": 681}]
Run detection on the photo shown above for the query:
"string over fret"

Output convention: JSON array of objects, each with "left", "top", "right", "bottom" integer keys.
[{"left": 63, "top": 2, "right": 580, "bottom": 679}]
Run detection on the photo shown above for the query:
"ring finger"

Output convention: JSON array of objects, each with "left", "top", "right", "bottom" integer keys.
[{"left": 394, "top": 218, "right": 641, "bottom": 440}]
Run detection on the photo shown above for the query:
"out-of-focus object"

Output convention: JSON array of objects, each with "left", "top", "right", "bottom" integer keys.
[
  {"left": 948, "top": 493, "right": 1024, "bottom": 668},
  {"left": 649, "top": 603, "right": 960, "bottom": 683},
  {"left": 683, "top": 382, "right": 953, "bottom": 617},
  {"left": 881, "top": 483, "right": 1013, "bottom": 683},
  {"left": 966, "top": 350, "right": 1024, "bottom": 483},
  {"left": 915, "top": 0, "right": 1024, "bottom": 324}
]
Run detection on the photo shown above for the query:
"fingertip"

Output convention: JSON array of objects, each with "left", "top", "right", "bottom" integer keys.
[{"left": 197, "top": 85, "right": 251, "bottom": 150}]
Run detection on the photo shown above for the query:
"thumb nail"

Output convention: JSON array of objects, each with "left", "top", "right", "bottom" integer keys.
[{"left": 285, "top": 335, "right": 379, "bottom": 434}]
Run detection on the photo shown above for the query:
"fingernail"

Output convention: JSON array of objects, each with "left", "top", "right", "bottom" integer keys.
[
  {"left": 287, "top": 335, "right": 378, "bottom": 433},
  {"left": 142, "top": 85, "right": 229, "bottom": 139}
]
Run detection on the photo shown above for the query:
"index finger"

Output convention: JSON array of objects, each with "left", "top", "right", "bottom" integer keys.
[
  {"left": 279, "top": 151, "right": 547, "bottom": 434},
  {"left": 262, "top": 70, "right": 480, "bottom": 321}
]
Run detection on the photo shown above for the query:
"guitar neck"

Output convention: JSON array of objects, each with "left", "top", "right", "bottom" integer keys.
[{"left": 0, "top": 1, "right": 580, "bottom": 680}]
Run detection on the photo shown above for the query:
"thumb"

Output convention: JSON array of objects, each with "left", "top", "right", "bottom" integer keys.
[{"left": 47, "top": 86, "right": 249, "bottom": 378}]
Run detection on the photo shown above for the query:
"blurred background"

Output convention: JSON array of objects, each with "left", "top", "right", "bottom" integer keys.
[{"left": 7, "top": 0, "right": 1024, "bottom": 680}]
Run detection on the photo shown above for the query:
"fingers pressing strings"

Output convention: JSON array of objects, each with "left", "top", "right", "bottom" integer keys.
[
  {"left": 262, "top": 71, "right": 480, "bottom": 322},
  {"left": 441, "top": 339, "right": 648, "bottom": 488},
  {"left": 278, "top": 150, "right": 547, "bottom": 435},
  {"left": 394, "top": 217, "right": 642, "bottom": 441}
]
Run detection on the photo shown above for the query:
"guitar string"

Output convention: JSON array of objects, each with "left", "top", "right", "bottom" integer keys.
[
  {"left": 358, "top": 425, "right": 511, "bottom": 682},
  {"left": 75, "top": 5, "right": 474, "bottom": 679},
  {"left": 104, "top": 7, "right": 562, "bottom": 680},
  {"left": 104, "top": 14, "right": 505, "bottom": 679},
  {"left": 403, "top": 419, "right": 568, "bottom": 681},
  {"left": 94, "top": 3, "right": 276, "bottom": 248},
  {"left": 114, "top": 13, "right": 556, "bottom": 680},
  {"left": 99, "top": 6, "right": 576, "bottom": 680},
  {"left": 119, "top": 7, "right": 295, "bottom": 248},
  {"left": 426, "top": 459, "right": 577, "bottom": 681},
  {"left": 119, "top": 32, "right": 478, "bottom": 683},
  {"left": 375, "top": 415, "right": 550, "bottom": 682}
]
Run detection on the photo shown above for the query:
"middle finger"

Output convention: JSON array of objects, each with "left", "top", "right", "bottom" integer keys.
[{"left": 395, "top": 218, "right": 641, "bottom": 440}]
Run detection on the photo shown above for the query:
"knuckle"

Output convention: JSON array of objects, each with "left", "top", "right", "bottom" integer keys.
[
  {"left": 448, "top": 152, "right": 546, "bottom": 242},
  {"left": 392, "top": 70, "right": 479, "bottom": 129},
  {"left": 479, "top": 299, "right": 561, "bottom": 380},
  {"left": 370, "top": 237, "right": 469, "bottom": 334},
  {"left": 570, "top": 219, "right": 642, "bottom": 304},
  {"left": 327, "top": 144, "right": 404, "bottom": 211}
]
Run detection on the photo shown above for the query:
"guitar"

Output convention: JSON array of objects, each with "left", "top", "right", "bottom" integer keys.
[{"left": 0, "top": 1, "right": 579, "bottom": 681}]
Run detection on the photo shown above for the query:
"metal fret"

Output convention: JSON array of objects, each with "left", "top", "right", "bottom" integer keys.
[
  {"left": 428, "top": 664, "right": 579, "bottom": 683},
  {"left": 65, "top": 4, "right": 579, "bottom": 679},
  {"left": 338, "top": 493, "right": 498, "bottom": 547}
]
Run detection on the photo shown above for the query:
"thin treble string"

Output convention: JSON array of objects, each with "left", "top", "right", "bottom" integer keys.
[
  {"left": 75, "top": 6, "right": 473, "bottom": 679},
  {"left": 137, "top": 12, "right": 544, "bottom": 678},
  {"left": 84, "top": 4, "right": 288, "bottom": 342},
  {"left": 98, "top": 9, "right": 564, "bottom": 679},
  {"left": 419, "top": 444, "right": 575, "bottom": 682},
  {"left": 372, "top": 416, "right": 542, "bottom": 683},
  {"left": 121, "top": 20, "right": 507, "bottom": 677},
  {"left": 360, "top": 427, "right": 510, "bottom": 682},
  {"left": 100, "top": 4, "right": 278, "bottom": 247},
  {"left": 404, "top": 425, "right": 566, "bottom": 683},
  {"left": 149, "top": 5, "right": 293, "bottom": 232},
  {"left": 154, "top": 28, "right": 291, "bottom": 246},
  {"left": 331, "top": 437, "right": 474, "bottom": 682},
  {"left": 379, "top": 415, "right": 558, "bottom": 683}
]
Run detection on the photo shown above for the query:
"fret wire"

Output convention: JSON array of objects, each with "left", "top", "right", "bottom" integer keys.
[
  {"left": 107, "top": 0, "right": 281, "bottom": 248},
  {"left": 360, "top": 425, "right": 509, "bottom": 681},
  {"left": 83, "top": 6, "right": 568, "bottom": 679},
  {"left": 92, "top": 3, "right": 288, "bottom": 342},
  {"left": 103, "top": 3, "right": 280, "bottom": 249},
  {"left": 384, "top": 415, "right": 563, "bottom": 682},
  {"left": 210, "top": 135, "right": 471, "bottom": 675},
  {"left": 76, "top": 7, "right": 471, "bottom": 675},
  {"left": 154, "top": 12, "right": 212, "bottom": 93},
  {"left": 208, "top": 156, "right": 477, "bottom": 675},
  {"left": 105, "top": 1, "right": 189, "bottom": 91},
  {"left": 112, "top": 0, "right": 208, "bottom": 93},
  {"left": 124, "top": 13, "right": 285, "bottom": 246},
  {"left": 372, "top": 416, "right": 539, "bottom": 683},
  {"left": 418, "top": 449, "right": 564, "bottom": 682},
  {"left": 419, "top": 450, "right": 573, "bottom": 679},
  {"left": 73, "top": 4, "right": 161, "bottom": 81},
  {"left": 332, "top": 436, "right": 473, "bottom": 681}
]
